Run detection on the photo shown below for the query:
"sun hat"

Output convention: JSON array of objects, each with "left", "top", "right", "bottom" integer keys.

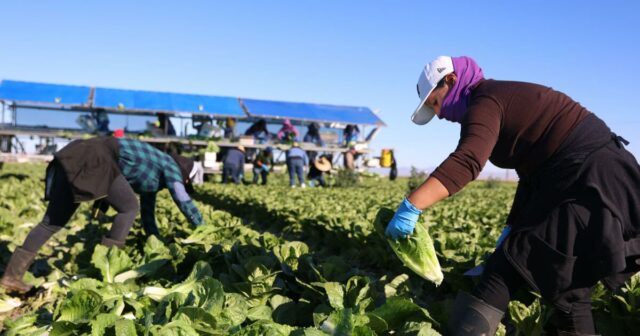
[
  {"left": 237, "top": 145, "right": 245, "bottom": 152},
  {"left": 313, "top": 157, "right": 332, "bottom": 172},
  {"left": 411, "top": 56, "right": 454, "bottom": 125}
]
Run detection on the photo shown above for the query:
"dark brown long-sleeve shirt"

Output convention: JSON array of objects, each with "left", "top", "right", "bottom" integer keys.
[{"left": 431, "top": 79, "right": 589, "bottom": 195}]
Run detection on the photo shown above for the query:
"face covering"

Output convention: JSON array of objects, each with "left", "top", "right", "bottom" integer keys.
[{"left": 439, "top": 56, "right": 484, "bottom": 123}]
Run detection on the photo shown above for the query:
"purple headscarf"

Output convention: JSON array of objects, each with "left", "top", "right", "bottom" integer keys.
[{"left": 439, "top": 56, "right": 484, "bottom": 123}]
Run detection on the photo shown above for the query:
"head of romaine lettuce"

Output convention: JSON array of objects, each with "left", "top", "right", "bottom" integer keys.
[{"left": 374, "top": 208, "right": 444, "bottom": 286}]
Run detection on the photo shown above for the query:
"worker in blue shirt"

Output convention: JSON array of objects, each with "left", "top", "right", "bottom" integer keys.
[
  {"left": 222, "top": 146, "right": 245, "bottom": 184},
  {"left": 1, "top": 136, "right": 202, "bottom": 294},
  {"left": 286, "top": 142, "right": 308, "bottom": 188},
  {"left": 252, "top": 147, "right": 274, "bottom": 185}
]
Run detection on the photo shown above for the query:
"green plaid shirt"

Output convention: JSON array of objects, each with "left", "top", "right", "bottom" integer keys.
[{"left": 116, "top": 138, "right": 203, "bottom": 229}]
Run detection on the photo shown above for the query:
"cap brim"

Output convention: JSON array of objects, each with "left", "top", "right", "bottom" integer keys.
[{"left": 411, "top": 96, "right": 436, "bottom": 125}]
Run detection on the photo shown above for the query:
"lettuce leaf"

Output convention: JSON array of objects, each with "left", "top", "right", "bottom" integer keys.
[{"left": 374, "top": 208, "right": 443, "bottom": 286}]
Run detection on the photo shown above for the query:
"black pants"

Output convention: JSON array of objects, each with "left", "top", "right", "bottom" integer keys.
[
  {"left": 21, "top": 166, "right": 139, "bottom": 253},
  {"left": 472, "top": 248, "right": 596, "bottom": 334}
]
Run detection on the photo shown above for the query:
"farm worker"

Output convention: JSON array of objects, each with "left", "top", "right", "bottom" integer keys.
[
  {"left": 1, "top": 137, "right": 203, "bottom": 293},
  {"left": 342, "top": 124, "right": 360, "bottom": 146},
  {"left": 308, "top": 155, "right": 332, "bottom": 187},
  {"left": 252, "top": 146, "right": 274, "bottom": 185},
  {"left": 222, "top": 145, "right": 245, "bottom": 185},
  {"left": 157, "top": 114, "right": 176, "bottom": 136},
  {"left": 343, "top": 145, "right": 358, "bottom": 171},
  {"left": 303, "top": 122, "right": 324, "bottom": 161},
  {"left": 277, "top": 119, "right": 300, "bottom": 143},
  {"left": 286, "top": 142, "right": 308, "bottom": 188},
  {"left": 244, "top": 119, "right": 270, "bottom": 143},
  {"left": 224, "top": 117, "right": 236, "bottom": 139},
  {"left": 384, "top": 56, "right": 640, "bottom": 335}
]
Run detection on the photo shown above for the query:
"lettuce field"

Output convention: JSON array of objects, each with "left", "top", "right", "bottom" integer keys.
[{"left": 0, "top": 163, "right": 639, "bottom": 335}]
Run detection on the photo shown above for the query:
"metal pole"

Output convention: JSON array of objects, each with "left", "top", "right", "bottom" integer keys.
[{"left": 12, "top": 105, "right": 17, "bottom": 126}]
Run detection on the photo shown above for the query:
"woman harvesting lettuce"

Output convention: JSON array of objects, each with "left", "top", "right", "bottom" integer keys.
[{"left": 385, "top": 56, "right": 640, "bottom": 335}]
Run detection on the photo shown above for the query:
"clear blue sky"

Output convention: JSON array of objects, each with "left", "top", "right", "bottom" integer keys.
[{"left": 1, "top": 1, "right": 638, "bottom": 174}]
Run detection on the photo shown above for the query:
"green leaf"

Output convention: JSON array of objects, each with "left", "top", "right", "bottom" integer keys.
[
  {"left": 321, "top": 282, "right": 344, "bottom": 310},
  {"left": 189, "top": 277, "right": 225, "bottom": 315},
  {"left": 150, "top": 320, "right": 200, "bottom": 336},
  {"left": 222, "top": 293, "right": 249, "bottom": 326},
  {"left": 247, "top": 305, "right": 273, "bottom": 321},
  {"left": 366, "top": 297, "right": 437, "bottom": 333},
  {"left": 56, "top": 289, "right": 103, "bottom": 323},
  {"left": 50, "top": 321, "right": 83, "bottom": 336},
  {"left": 3, "top": 313, "right": 48, "bottom": 336},
  {"left": 115, "top": 319, "right": 137, "bottom": 336},
  {"left": 144, "top": 235, "right": 171, "bottom": 260},
  {"left": 91, "top": 245, "right": 134, "bottom": 283},
  {"left": 269, "top": 294, "right": 293, "bottom": 311},
  {"left": 114, "top": 259, "right": 169, "bottom": 283},
  {"left": 384, "top": 274, "right": 410, "bottom": 298},
  {"left": 345, "top": 276, "right": 372, "bottom": 312},
  {"left": 232, "top": 321, "right": 297, "bottom": 336},
  {"left": 174, "top": 307, "right": 221, "bottom": 332},
  {"left": 374, "top": 208, "right": 444, "bottom": 286},
  {"left": 274, "top": 241, "right": 309, "bottom": 272},
  {"left": 507, "top": 298, "right": 549, "bottom": 336},
  {"left": 397, "top": 321, "right": 442, "bottom": 336},
  {"left": 68, "top": 278, "right": 104, "bottom": 293},
  {"left": 319, "top": 308, "right": 356, "bottom": 336},
  {"left": 143, "top": 262, "right": 214, "bottom": 301},
  {"left": 90, "top": 313, "right": 118, "bottom": 336}
]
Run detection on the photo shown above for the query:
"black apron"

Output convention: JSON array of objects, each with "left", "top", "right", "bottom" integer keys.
[
  {"left": 47, "top": 136, "right": 121, "bottom": 203},
  {"left": 502, "top": 114, "right": 640, "bottom": 312}
]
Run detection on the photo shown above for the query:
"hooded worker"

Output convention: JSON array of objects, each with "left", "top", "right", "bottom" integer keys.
[
  {"left": 386, "top": 55, "right": 640, "bottom": 335},
  {"left": 277, "top": 119, "right": 300, "bottom": 143}
]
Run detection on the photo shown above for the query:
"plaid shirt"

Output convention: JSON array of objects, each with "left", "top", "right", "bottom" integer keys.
[{"left": 116, "top": 138, "right": 203, "bottom": 230}]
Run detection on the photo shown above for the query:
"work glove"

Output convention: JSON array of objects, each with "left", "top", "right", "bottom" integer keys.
[
  {"left": 464, "top": 225, "right": 511, "bottom": 276},
  {"left": 385, "top": 198, "right": 422, "bottom": 240}
]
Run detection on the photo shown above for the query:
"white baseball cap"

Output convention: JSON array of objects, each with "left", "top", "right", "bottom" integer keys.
[{"left": 411, "top": 56, "right": 454, "bottom": 125}]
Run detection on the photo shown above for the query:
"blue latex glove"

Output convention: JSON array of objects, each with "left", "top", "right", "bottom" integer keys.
[{"left": 385, "top": 198, "right": 422, "bottom": 239}]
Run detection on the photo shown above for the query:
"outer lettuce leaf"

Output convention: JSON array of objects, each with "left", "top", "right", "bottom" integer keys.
[{"left": 374, "top": 208, "right": 443, "bottom": 286}]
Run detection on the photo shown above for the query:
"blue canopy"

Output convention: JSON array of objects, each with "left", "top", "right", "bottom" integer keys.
[
  {"left": 0, "top": 80, "right": 245, "bottom": 118},
  {"left": 0, "top": 80, "right": 90, "bottom": 106},
  {"left": 241, "top": 98, "right": 384, "bottom": 126},
  {"left": 0, "top": 80, "right": 384, "bottom": 126},
  {"left": 93, "top": 88, "right": 245, "bottom": 117}
]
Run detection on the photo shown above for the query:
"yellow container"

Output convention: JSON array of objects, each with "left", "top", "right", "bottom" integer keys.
[{"left": 380, "top": 149, "right": 393, "bottom": 168}]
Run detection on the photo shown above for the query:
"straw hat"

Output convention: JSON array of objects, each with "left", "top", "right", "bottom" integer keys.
[
  {"left": 237, "top": 145, "right": 245, "bottom": 152},
  {"left": 313, "top": 157, "right": 332, "bottom": 172}
]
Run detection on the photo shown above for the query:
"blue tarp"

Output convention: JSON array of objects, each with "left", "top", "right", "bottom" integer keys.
[
  {"left": 93, "top": 88, "right": 246, "bottom": 117},
  {"left": 0, "top": 80, "right": 384, "bottom": 125},
  {"left": 241, "top": 99, "right": 383, "bottom": 125},
  {"left": 0, "top": 80, "right": 90, "bottom": 106}
]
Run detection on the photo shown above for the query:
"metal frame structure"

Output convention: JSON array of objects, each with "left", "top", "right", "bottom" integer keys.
[{"left": 0, "top": 80, "right": 385, "bottom": 171}]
